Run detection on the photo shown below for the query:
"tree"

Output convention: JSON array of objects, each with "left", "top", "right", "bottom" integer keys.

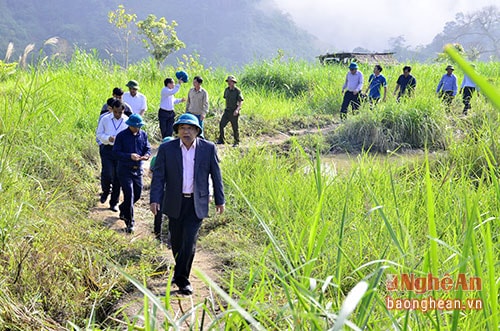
[
  {"left": 136, "top": 14, "right": 185, "bottom": 68},
  {"left": 427, "top": 5, "right": 500, "bottom": 61},
  {"left": 108, "top": 5, "right": 137, "bottom": 68}
]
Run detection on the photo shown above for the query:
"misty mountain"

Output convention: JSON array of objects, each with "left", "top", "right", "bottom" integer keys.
[{"left": 0, "top": 0, "right": 321, "bottom": 67}]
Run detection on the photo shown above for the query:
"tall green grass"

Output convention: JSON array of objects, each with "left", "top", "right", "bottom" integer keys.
[
  {"left": 199, "top": 140, "right": 499, "bottom": 330},
  {"left": 0, "top": 48, "right": 499, "bottom": 329}
]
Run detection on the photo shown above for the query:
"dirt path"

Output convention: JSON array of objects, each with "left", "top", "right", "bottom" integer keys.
[{"left": 254, "top": 122, "right": 339, "bottom": 146}]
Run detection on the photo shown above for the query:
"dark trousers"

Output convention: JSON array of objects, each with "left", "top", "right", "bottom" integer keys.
[
  {"left": 168, "top": 197, "right": 202, "bottom": 287},
  {"left": 158, "top": 109, "right": 175, "bottom": 138},
  {"left": 117, "top": 167, "right": 143, "bottom": 227},
  {"left": 218, "top": 110, "right": 240, "bottom": 144},
  {"left": 440, "top": 91, "right": 454, "bottom": 107},
  {"left": 340, "top": 91, "right": 361, "bottom": 114},
  {"left": 99, "top": 145, "right": 120, "bottom": 206},
  {"left": 462, "top": 87, "right": 475, "bottom": 112},
  {"left": 154, "top": 209, "right": 163, "bottom": 237},
  {"left": 368, "top": 96, "right": 380, "bottom": 109}
]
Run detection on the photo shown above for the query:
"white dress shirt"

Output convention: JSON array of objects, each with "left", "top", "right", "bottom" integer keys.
[
  {"left": 181, "top": 139, "right": 196, "bottom": 194},
  {"left": 96, "top": 113, "right": 129, "bottom": 145},
  {"left": 123, "top": 91, "right": 147, "bottom": 114},
  {"left": 160, "top": 84, "right": 182, "bottom": 110}
]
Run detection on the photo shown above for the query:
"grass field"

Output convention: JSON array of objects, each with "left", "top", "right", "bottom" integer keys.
[{"left": 0, "top": 49, "right": 498, "bottom": 330}]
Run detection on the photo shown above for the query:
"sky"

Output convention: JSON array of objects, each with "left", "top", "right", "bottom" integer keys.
[{"left": 271, "top": 0, "right": 499, "bottom": 51}]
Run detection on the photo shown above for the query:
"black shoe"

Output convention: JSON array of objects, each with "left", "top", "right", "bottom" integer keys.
[
  {"left": 125, "top": 226, "right": 134, "bottom": 234},
  {"left": 109, "top": 205, "right": 119, "bottom": 212},
  {"left": 100, "top": 193, "right": 108, "bottom": 204},
  {"left": 178, "top": 284, "right": 193, "bottom": 295},
  {"left": 232, "top": 143, "right": 239, "bottom": 147},
  {"left": 215, "top": 140, "right": 224, "bottom": 145}
]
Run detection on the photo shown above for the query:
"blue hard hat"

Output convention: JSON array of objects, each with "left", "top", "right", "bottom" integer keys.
[
  {"left": 162, "top": 136, "right": 174, "bottom": 143},
  {"left": 126, "top": 113, "right": 145, "bottom": 128},
  {"left": 175, "top": 70, "right": 189, "bottom": 82},
  {"left": 349, "top": 62, "right": 359, "bottom": 70},
  {"left": 173, "top": 113, "right": 201, "bottom": 135}
]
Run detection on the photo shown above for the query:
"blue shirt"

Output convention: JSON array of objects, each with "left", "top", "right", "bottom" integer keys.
[
  {"left": 396, "top": 74, "right": 417, "bottom": 95},
  {"left": 436, "top": 74, "right": 458, "bottom": 96},
  {"left": 113, "top": 128, "right": 151, "bottom": 168},
  {"left": 460, "top": 75, "right": 477, "bottom": 89},
  {"left": 368, "top": 73, "right": 387, "bottom": 98},
  {"left": 342, "top": 70, "right": 364, "bottom": 93}
]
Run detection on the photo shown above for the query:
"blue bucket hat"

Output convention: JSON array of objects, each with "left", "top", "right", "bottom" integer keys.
[
  {"left": 175, "top": 70, "right": 189, "bottom": 82},
  {"left": 126, "top": 113, "right": 145, "bottom": 128},
  {"left": 173, "top": 113, "right": 202, "bottom": 135},
  {"left": 349, "top": 62, "right": 359, "bottom": 70}
]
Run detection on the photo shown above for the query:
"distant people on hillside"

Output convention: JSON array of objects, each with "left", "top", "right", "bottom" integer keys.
[
  {"left": 101, "top": 87, "right": 132, "bottom": 116},
  {"left": 340, "top": 62, "right": 364, "bottom": 120},
  {"left": 436, "top": 65, "right": 458, "bottom": 108},
  {"left": 96, "top": 99, "right": 129, "bottom": 212},
  {"left": 113, "top": 114, "right": 151, "bottom": 234},
  {"left": 123, "top": 80, "right": 147, "bottom": 116},
  {"left": 459, "top": 65, "right": 478, "bottom": 115},
  {"left": 216, "top": 75, "right": 244, "bottom": 147},
  {"left": 185, "top": 76, "right": 209, "bottom": 137},
  {"left": 366, "top": 64, "right": 387, "bottom": 107},
  {"left": 159, "top": 77, "right": 186, "bottom": 138},
  {"left": 393, "top": 66, "right": 417, "bottom": 102}
]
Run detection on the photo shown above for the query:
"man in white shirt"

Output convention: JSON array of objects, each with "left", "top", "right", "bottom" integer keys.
[
  {"left": 159, "top": 77, "right": 186, "bottom": 138},
  {"left": 122, "top": 80, "right": 147, "bottom": 116},
  {"left": 340, "top": 62, "right": 364, "bottom": 120},
  {"left": 96, "top": 99, "right": 129, "bottom": 211}
]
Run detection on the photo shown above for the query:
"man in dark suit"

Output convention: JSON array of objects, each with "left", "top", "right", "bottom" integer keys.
[{"left": 150, "top": 113, "right": 225, "bottom": 295}]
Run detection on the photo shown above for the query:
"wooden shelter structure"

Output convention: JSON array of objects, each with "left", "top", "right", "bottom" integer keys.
[{"left": 318, "top": 52, "right": 397, "bottom": 65}]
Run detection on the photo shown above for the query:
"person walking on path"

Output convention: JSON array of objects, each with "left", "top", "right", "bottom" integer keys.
[
  {"left": 96, "top": 99, "right": 129, "bottom": 211},
  {"left": 459, "top": 67, "right": 478, "bottom": 115},
  {"left": 366, "top": 64, "right": 387, "bottom": 107},
  {"left": 436, "top": 65, "right": 458, "bottom": 108},
  {"left": 340, "top": 62, "right": 364, "bottom": 120},
  {"left": 159, "top": 77, "right": 186, "bottom": 138},
  {"left": 216, "top": 75, "right": 244, "bottom": 147},
  {"left": 101, "top": 87, "right": 132, "bottom": 116},
  {"left": 149, "top": 136, "right": 174, "bottom": 244},
  {"left": 150, "top": 113, "right": 225, "bottom": 295},
  {"left": 185, "top": 76, "right": 209, "bottom": 137},
  {"left": 123, "top": 80, "right": 147, "bottom": 116},
  {"left": 393, "top": 65, "right": 417, "bottom": 102},
  {"left": 113, "top": 113, "right": 151, "bottom": 233}
]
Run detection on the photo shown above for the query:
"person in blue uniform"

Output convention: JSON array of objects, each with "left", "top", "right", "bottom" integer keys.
[{"left": 113, "top": 113, "right": 151, "bottom": 233}]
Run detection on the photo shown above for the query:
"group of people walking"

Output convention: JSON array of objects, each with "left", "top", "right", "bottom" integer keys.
[
  {"left": 96, "top": 74, "right": 236, "bottom": 295},
  {"left": 340, "top": 63, "right": 478, "bottom": 118}
]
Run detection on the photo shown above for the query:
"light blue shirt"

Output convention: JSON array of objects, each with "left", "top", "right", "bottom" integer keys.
[
  {"left": 460, "top": 75, "right": 477, "bottom": 89},
  {"left": 436, "top": 74, "right": 458, "bottom": 96},
  {"left": 342, "top": 70, "right": 364, "bottom": 93}
]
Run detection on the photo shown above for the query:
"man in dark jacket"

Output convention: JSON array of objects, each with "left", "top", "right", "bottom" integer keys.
[{"left": 150, "top": 113, "right": 225, "bottom": 295}]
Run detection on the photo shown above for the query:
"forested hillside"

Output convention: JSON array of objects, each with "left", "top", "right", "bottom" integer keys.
[{"left": 0, "top": 0, "right": 320, "bottom": 67}]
